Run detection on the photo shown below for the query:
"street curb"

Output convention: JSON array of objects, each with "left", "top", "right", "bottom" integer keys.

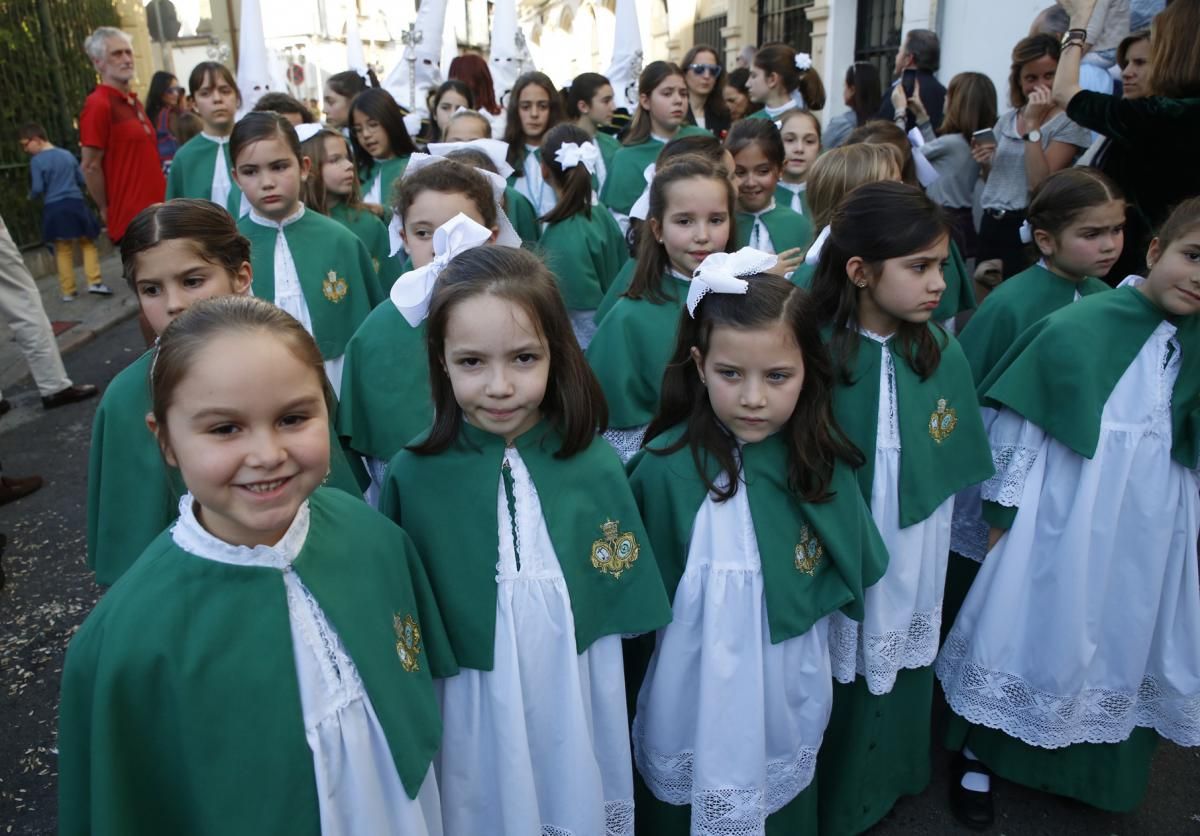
[{"left": 56, "top": 297, "right": 140, "bottom": 356}]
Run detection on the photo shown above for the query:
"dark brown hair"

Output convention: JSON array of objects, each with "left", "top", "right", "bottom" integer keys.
[
  {"left": 1026, "top": 167, "right": 1124, "bottom": 240},
  {"left": 349, "top": 88, "right": 417, "bottom": 180},
  {"left": 429, "top": 80, "right": 475, "bottom": 141},
  {"left": 253, "top": 91, "right": 315, "bottom": 123},
  {"left": 121, "top": 199, "right": 251, "bottom": 290},
  {"left": 394, "top": 159, "right": 497, "bottom": 229},
  {"left": 1008, "top": 34, "right": 1060, "bottom": 108},
  {"left": 844, "top": 62, "right": 883, "bottom": 127},
  {"left": 326, "top": 69, "right": 374, "bottom": 100},
  {"left": 448, "top": 54, "right": 502, "bottom": 116},
  {"left": 809, "top": 181, "right": 950, "bottom": 381},
  {"left": 753, "top": 43, "right": 827, "bottom": 111},
  {"left": 187, "top": 61, "right": 240, "bottom": 103},
  {"left": 502, "top": 72, "right": 565, "bottom": 170},
  {"left": 1116, "top": 30, "right": 1151, "bottom": 71},
  {"left": 564, "top": 72, "right": 612, "bottom": 120},
  {"left": 846, "top": 119, "right": 917, "bottom": 187},
  {"left": 17, "top": 122, "right": 47, "bottom": 141},
  {"left": 646, "top": 274, "right": 862, "bottom": 501},
  {"left": 299, "top": 128, "right": 364, "bottom": 216},
  {"left": 539, "top": 123, "right": 595, "bottom": 224},
  {"left": 725, "top": 117, "right": 785, "bottom": 168},
  {"left": 939, "top": 72, "right": 998, "bottom": 142},
  {"left": 1156, "top": 195, "right": 1200, "bottom": 249},
  {"left": 1149, "top": 1, "right": 1200, "bottom": 97},
  {"left": 411, "top": 246, "right": 607, "bottom": 458},
  {"left": 625, "top": 134, "right": 730, "bottom": 253},
  {"left": 681, "top": 44, "right": 731, "bottom": 128},
  {"left": 150, "top": 295, "right": 330, "bottom": 447},
  {"left": 230, "top": 111, "right": 301, "bottom": 168},
  {"left": 624, "top": 61, "right": 686, "bottom": 146},
  {"left": 627, "top": 155, "right": 737, "bottom": 304}
]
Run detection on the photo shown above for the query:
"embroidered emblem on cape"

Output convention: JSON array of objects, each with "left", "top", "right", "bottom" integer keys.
[
  {"left": 929, "top": 397, "right": 958, "bottom": 444},
  {"left": 794, "top": 524, "right": 824, "bottom": 575},
  {"left": 590, "top": 518, "right": 640, "bottom": 579},
  {"left": 322, "top": 270, "right": 349, "bottom": 303},
  {"left": 393, "top": 613, "right": 422, "bottom": 672}
]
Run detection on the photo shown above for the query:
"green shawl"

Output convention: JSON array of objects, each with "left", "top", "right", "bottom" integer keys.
[
  {"left": 329, "top": 201, "right": 403, "bottom": 293},
  {"left": 539, "top": 207, "right": 630, "bottom": 309},
  {"left": 931, "top": 241, "right": 977, "bottom": 321},
  {"left": 164, "top": 133, "right": 243, "bottom": 216},
  {"left": 505, "top": 185, "right": 541, "bottom": 244},
  {"left": 736, "top": 203, "right": 813, "bottom": 255},
  {"left": 600, "top": 125, "right": 711, "bottom": 215},
  {"left": 360, "top": 155, "right": 410, "bottom": 216},
  {"left": 593, "top": 260, "right": 637, "bottom": 323}
]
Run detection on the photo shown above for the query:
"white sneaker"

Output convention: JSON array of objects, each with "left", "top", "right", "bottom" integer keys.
[
  {"left": 61, "top": 293, "right": 77, "bottom": 302},
  {"left": 87, "top": 283, "right": 113, "bottom": 296}
]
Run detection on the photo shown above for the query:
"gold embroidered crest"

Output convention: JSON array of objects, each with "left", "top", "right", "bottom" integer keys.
[
  {"left": 928, "top": 397, "right": 958, "bottom": 444},
  {"left": 794, "top": 524, "right": 824, "bottom": 575},
  {"left": 393, "top": 613, "right": 422, "bottom": 673},
  {"left": 322, "top": 270, "right": 349, "bottom": 303},
  {"left": 590, "top": 518, "right": 640, "bottom": 579}
]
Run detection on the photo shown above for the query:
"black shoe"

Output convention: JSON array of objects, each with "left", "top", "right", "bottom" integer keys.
[
  {"left": 41, "top": 384, "right": 98, "bottom": 410},
  {"left": 0, "top": 399, "right": 10, "bottom": 418},
  {"left": 949, "top": 752, "right": 994, "bottom": 831},
  {"left": 0, "top": 474, "right": 43, "bottom": 507}
]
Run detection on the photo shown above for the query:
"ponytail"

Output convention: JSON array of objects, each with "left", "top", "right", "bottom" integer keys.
[{"left": 539, "top": 124, "right": 595, "bottom": 224}]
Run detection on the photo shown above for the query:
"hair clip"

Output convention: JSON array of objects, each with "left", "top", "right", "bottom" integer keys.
[
  {"left": 686, "top": 247, "right": 778, "bottom": 317},
  {"left": 554, "top": 141, "right": 600, "bottom": 174},
  {"left": 389, "top": 213, "right": 493, "bottom": 326},
  {"left": 628, "top": 162, "right": 657, "bottom": 221},
  {"left": 794, "top": 52, "right": 813, "bottom": 72}
]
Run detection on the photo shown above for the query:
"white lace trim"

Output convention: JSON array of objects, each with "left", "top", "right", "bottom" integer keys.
[
  {"left": 285, "top": 576, "right": 366, "bottom": 721},
  {"left": 980, "top": 444, "right": 1040, "bottom": 507},
  {"left": 949, "top": 503, "right": 989, "bottom": 563},
  {"left": 171, "top": 492, "right": 309, "bottom": 568},
  {"left": 603, "top": 425, "right": 647, "bottom": 464},
  {"left": 636, "top": 739, "right": 817, "bottom": 835},
  {"left": 538, "top": 800, "right": 634, "bottom": 836},
  {"left": 828, "top": 606, "right": 942, "bottom": 695},
  {"left": 937, "top": 629, "right": 1200, "bottom": 748}
]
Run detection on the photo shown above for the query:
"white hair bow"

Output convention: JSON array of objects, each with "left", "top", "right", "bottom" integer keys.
[
  {"left": 554, "top": 141, "right": 600, "bottom": 175},
  {"left": 794, "top": 52, "right": 813, "bottom": 72},
  {"left": 804, "top": 225, "right": 832, "bottom": 265},
  {"left": 686, "top": 247, "right": 779, "bottom": 317},
  {"left": 1019, "top": 219, "right": 1034, "bottom": 244},
  {"left": 427, "top": 138, "right": 516, "bottom": 180},
  {"left": 628, "top": 162, "right": 657, "bottom": 221},
  {"left": 294, "top": 123, "right": 323, "bottom": 144},
  {"left": 389, "top": 213, "right": 493, "bottom": 327}
]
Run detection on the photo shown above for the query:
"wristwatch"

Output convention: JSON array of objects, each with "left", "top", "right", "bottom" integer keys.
[
  {"left": 1022, "top": 128, "right": 1042, "bottom": 143},
  {"left": 1061, "top": 28, "right": 1087, "bottom": 48}
]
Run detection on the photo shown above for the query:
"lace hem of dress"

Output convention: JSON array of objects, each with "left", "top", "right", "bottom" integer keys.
[
  {"left": 980, "top": 444, "right": 1040, "bottom": 508},
  {"left": 635, "top": 742, "right": 818, "bottom": 834},
  {"left": 949, "top": 508, "right": 989, "bottom": 563},
  {"left": 538, "top": 800, "right": 634, "bottom": 836},
  {"left": 603, "top": 426, "right": 647, "bottom": 464},
  {"left": 936, "top": 629, "right": 1200, "bottom": 748},
  {"left": 828, "top": 607, "right": 942, "bottom": 695}
]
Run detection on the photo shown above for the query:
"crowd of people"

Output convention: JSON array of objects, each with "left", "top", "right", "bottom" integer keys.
[{"left": 6, "top": 0, "right": 1199, "bottom": 833}]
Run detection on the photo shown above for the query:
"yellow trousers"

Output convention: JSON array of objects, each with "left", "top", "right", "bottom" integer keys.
[{"left": 54, "top": 238, "right": 102, "bottom": 295}]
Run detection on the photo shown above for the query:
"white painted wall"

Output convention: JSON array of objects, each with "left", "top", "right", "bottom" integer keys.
[
  {"left": 938, "top": 0, "right": 1048, "bottom": 112},
  {"left": 820, "top": 0, "right": 860, "bottom": 125}
]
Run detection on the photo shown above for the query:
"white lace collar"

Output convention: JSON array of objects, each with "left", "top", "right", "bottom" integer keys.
[
  {"left": 857, "top": 326, "right": 895, "bottom": 345},
  {"left": 650, "top": 132, "right": 673, "bottom": 144},
  {"left": 200, "top": 131, "right": 232, "bottom": 145},
  {"left": 171, "top": 492, "right": 311, "bottom": 570},
  {"left": 763, "top": 101, "right": 793, "bottom": 119},
  {"left": 248, "top": 204, "right": 305, "bottom": 230}
]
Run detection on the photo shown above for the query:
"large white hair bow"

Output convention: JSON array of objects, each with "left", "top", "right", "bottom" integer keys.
[
  {"left": 804, "top": 225, "right": 832, "bottom": 265},
  {"left": 686, "top": 247, "right": 779, "bottom": 317},
  {"left": 794, "top": 52, "right": 813, "bottom": 72},
  {"left": 554, "top": 141, "right": 600, "bottom": 174},
  {"left": 628, "top": 163, "right": 658, "bottom": 221},
  {"left": 426, "top": 138, "right": 516, "bottom": 180},
  {"left": 294, "top": 123, "right": 324, "bottom": 144},
  {"left": 389, "top": 213, "right": 494, "bottom": 327}
]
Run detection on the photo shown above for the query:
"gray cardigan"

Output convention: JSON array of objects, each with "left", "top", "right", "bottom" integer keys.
[{"left": 917, "top": 122, "right": 978, "bottom": 210}]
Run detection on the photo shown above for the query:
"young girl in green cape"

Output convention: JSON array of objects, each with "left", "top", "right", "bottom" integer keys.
[
  {"left": 776, "top": 108, "right": 820, "bottom": 217},
  {"left": 165, "top": 61, "right": 246, "bottom": 217},
  {"left": 807, "top": 182, "right": 994, "bottom": 835},
  {"left": 745, "top": 43, "right": 827, "bottom": 120},
  {"left": 565, "top": 72, "right": 620, "bottom": 193},
  {"left": 232, "top": 112, "right": 383, "bottom": 394},
  {"left": 349, "top": 88, "right": 417, "bottom": 210},
  {"left": 537, "top": 123, "right": 629, "bottom": 347},
  {"left": 726, "top": 118, "right": 811, "bottom": 259},
  {"left": 62, "top": 296, "right": 454, "bottom": 836},
  {"left": 600, "top": 61, "right": 711, "bottom": 226},
  {"left": 86, "top": 199, "right": 366, "bottom": 587},
  {"left": 586, "top": 155, "right": 738, "bottom": 462},
  {"left": 936, "top": 197, "right": 1200, "bottom": 826},
  {"left": 379, "top": 245, "right": 671, "bottom": 835},
  {"left": 628, "top": 259, "right": 889, "bottom": 835},
  {"left": 298, "top": 124, "right": 403, "bottom": 293},
  {"left": 502, "top": 72, "right": 565, "bottom": 222}
]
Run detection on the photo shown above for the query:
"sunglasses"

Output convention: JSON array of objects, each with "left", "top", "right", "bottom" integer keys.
[{"left": 689, "top": 63, "right": 721, "bottom": 78}]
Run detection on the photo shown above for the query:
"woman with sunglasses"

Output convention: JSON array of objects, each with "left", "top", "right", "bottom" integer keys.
[
  {"left": 146, "top": 70, "right": 183, "bottom": 171},
  {"left": 682, "top": 44, "right": 731, "bottom": 138}
]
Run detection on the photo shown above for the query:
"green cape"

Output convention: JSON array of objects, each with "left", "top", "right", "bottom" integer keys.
[
  {"left": 736, "top": 203, "right": 813, "bottom": 255},
  {"left": 595, "top": 131, "right": 621, "bottom": 171},
  {"left": 628, "top": 425, "right": 888, "bottom": 642},
  {"left": 360, "top": 155, "right": 409, "bottom": 216},
  {"left": 959, "top": 262, "right": 1109, "bottom": 383},
  {"left": 164, "top": 134, "right": 243, "bottom": 216},
  {"left": 593, "top": 260, "right": 637, "bottom": 323},
  {"left": 932, "top": 241, "right": 977, "bottom": 321},
  {"left": 774, "top": 183, "right": 811, "bottom": 221},
  {"left": 504, "top": 185, "right": 541, "bottom": 244},
  {"left": 329, "top": 201, "right": 403, "bottom": 293},
  {"left": 585, "top": 274, "right": 688, "bottom": 428},
  {"left": 380, "top": 420, "right": 672, "bottom": 671},
  {"left": 600, "top": 125, "right": 710, "bottom": 215},
  {"left": 539, "top": 207, "right": 630, "bottom": 309},
  {"left": 60, "top": 488, "right": 457, "bottom": 836},
  {"left": 239, "top": 209, "right": 383, "bottom": 359},
  {"left": 830, "top": 326, "right": 994, "bottom": 527}
]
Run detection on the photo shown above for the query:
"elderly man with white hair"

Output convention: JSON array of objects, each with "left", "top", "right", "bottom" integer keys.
[{"left": 79, "top": 27, "right": 164, "bottom": 244}]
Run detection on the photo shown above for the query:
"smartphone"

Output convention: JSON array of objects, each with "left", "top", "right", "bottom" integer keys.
[
  {"left": 972, "top": 128, "right": 997, "bottom": 147},
  {"left": 901, "top": 69, "right": 917, "bottom": 97}
]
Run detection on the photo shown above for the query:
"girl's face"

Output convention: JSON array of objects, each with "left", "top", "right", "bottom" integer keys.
[
  {"left": 746, "top": 65, "right": 777, "bottom": 103},
  {"left": 1019, "top": 54, "right": 1058, "bottom": 99},
  {"left": 352, "top": 108, "right": 393, "bottom": 160},
  {"left": 436, "top": 89, "right": 472, "bottom": 132},
  {"left": 1034, "top": 200, "right": 1125, "bottom": 280},
  {"left": 650, "top": 176, "right": 731, "bottom": 276},
  {"left": 152, "top": 332, "right": 330, "bottom": 549},
  {"left": 851, "top": 235, "right": 949, "bottom": 336},
  {"left": 581, "top": 84, "right": 616, "bottom": 127},
  {"left": 133, "top": 239, "right": 252, "bottom": 336},
  {"left": 843, "top": 80, "right": 855, "bottom": 107},
  {"left": 640, "top": 73, "right": 688, "bottom": 135},
  {"left": 693, "top": 318, "right": 805, "bottom": 444},
  {"left": 193, "top": 71, "right": 238, "bottom": 133},
  {"left": 732, "top": 142, "right": 780, "bottom": 213},
  {"left": 162, "top": 78, "right": 180, "bottom": 108},
  {"left": 323, "top": 83, "right": 352, "bottom": 128},
  {"left": 233, "top": 136, "right": 310, "bottom": 221},
  {"left": 686, "top": 51, "right": 721, "bottom": 97},
  {"left": 780, "top": 113, "right": 820, "bottom": 183},
  {"left": 723, "top": 84, "right": 749, "bottom": 121},
  {"left": 442, "top": 294, "right": 549, "bottom": 443},
  {"left": 443, "top": 115, "right": 490, "bottom": 143},
  {"left": 518, "top": 84, "right": 552, "bottom": 144},
  {"left": 401, "top": 191, "right": 495, "bottom": 268},
  {"left": 1141, "top": 228, "right": 1200, "bottom": 316},
  {"left": 1121, "top": 39, "right": 1151, "bottom": 99},
  {"left": 320, "top": 135, "right": 357, "bottom": 197}
]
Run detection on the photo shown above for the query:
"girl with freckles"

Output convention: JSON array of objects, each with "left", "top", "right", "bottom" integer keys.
[{"left": 379, "top": 243, "right": 670, "bottom": 836}]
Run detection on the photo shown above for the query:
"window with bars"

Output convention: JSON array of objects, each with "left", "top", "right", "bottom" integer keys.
[
  {"left": 692, "top": 14, "right": 727, "bottom": 63},
  {"left": 855, "top": 0, "right": 903, "bottom": 85},
  {"left": 757, "top": 0, "right": 813, "bottom": 52}
]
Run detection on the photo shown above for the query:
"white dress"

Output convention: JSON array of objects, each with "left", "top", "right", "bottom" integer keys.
[
  {"left": 436, "top": 447, "right": 635, "bottom": 836},
  {"left": 828, "top": 331, "right": 954, "bottom": 695},
  {"left": 171, "top": 495, "right": 443, "bottom": 835},
  {"left": 633, "top": 470, "right": 831, "bottom": 836},
  {"left": 937, "top": 320, "right": 1200, "bottom": 749}
]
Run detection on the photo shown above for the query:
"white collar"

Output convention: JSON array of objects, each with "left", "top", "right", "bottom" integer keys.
[
  {"left": 668, "top": 266, "right": 692, "bottom": 282},
  {"left": 747, "top": 199, "right": 777, "bottom": 218},
  {"left": 857, "top": 326, "right": 895, "bottom": 345},
  {"left": 650, "top": 132, "right": 673, "bottom": 144},
  {"left": 248, "top": 204, "right": 305, "bottom": 229},
  {"left": 763, "top": 101, "right": 792, "bottom": 118},
  {"left": 201, "top": 131, "right": 232, "bottom": 144},
  {"left": 779, "top": 181, "right": 806, "bottom": 193},
  {"left": 171, "top": 493, "right": 310, "bottom": 571}
]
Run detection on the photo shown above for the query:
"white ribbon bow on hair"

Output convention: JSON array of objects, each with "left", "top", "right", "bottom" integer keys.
[
  {"left": 794, "top": 52, "right": 813, "bottom": 72},
  {"left": 686, "top": 247, "right": 779, "bottom": 317},
  {"left": 1019, "top": 219, "right": 1034, "bottom": 244},
  {"left": 427, "top": 138, "right": 516, "bottom": 180},
  {"left": 628, "top": 163, "right": 658, "bottom": 221},
  {"left": 294, "top": 123, "right": 323, "bottom": 144},
  {"left": 554, "top": 141, "right": 601, "bottom": 175},
  {"left": 804, "top": 225, "right": 832, "bottom": 265},
  {"left": 389, "top": 213, "right": 493, "bottom": 327}
]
